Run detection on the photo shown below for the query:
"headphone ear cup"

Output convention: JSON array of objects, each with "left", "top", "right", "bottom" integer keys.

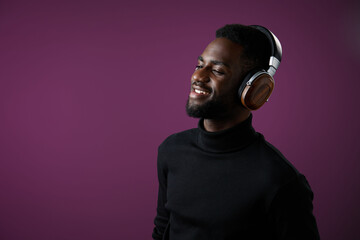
[{"left": 238, "top": 71, "right": 274, "bottom": 110}]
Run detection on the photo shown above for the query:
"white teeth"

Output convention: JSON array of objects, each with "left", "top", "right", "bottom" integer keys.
[{"left": 195, "top": 89, "right": 208, "bottom": 95}]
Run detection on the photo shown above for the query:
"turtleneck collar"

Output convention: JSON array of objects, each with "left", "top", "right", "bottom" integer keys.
[{"left": 197, "top": 114, "right": 258, "bottom": 153}]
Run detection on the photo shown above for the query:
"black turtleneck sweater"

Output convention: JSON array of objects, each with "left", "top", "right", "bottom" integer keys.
[{"left": 152, "top": 115, "right": 319, "bottom": 240}]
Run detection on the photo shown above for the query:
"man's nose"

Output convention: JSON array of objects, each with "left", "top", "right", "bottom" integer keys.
[{"left": 192, "top": 67, "right": 210, "bottom": 83}]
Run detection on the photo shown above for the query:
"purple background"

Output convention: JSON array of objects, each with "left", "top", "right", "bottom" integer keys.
[{"left": 1, "top": 0, "right": 359, "bottom": 239}]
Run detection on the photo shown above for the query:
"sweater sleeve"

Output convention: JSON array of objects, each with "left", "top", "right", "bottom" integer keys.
[
  {"left": 152, "top": 146, "right": 170, "bottom": 240},
  {"left": 267, "top": 174, "right": 320, "bottom": 240}
]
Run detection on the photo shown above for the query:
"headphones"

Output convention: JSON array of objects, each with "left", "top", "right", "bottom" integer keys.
[{"left": 238, "top": 25, "right": 282, "bottom": 110}]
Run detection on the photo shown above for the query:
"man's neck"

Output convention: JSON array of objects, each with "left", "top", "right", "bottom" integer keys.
[{"left": 203, "top": 110, "right": 251, "bottom": 132}]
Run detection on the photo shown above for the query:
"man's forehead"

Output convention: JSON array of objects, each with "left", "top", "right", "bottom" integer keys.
[
  {"left": 200, "top": 38, "right": 243, "bottom": 63},
  {"left": 198, "top": 56, "right": 230, "bottom": 68}
]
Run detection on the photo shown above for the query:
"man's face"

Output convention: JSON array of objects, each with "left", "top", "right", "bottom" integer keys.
[{"left": 186, "top": 37, "right": 245, "bottom": 119}]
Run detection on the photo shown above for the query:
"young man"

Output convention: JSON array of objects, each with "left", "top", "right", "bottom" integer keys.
[{"left": 152, "top": 24, "right": 320, "bottom": 240}]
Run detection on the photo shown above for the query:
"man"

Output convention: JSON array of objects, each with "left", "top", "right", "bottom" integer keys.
[{"left": 152, "top": 24, "right": 320, "bottom": 240}]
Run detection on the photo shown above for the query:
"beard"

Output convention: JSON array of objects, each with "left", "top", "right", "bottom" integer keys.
[{"left": 185, "top": 96, "right": 227, "bottom": 119}]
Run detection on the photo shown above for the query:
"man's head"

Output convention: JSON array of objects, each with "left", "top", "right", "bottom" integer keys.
[
  {"left": 216, "top": 24, "right": 271, "bottom": 72},
  {"left": 186, "top": 24, "right": 271, "bottom": 119}
]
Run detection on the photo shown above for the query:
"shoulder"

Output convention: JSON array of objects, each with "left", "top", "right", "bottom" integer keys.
[
  {"left": 251, "top": 133, "right": 307, "bottom": 200},
  {"left": 256, "top": 133, "right": 300, "bottom": 178},
  {"left": 156, "top": 128, "right": 198, "bottom": 168},
  {"left": 254, "top": 134, "right": 314, "bottom": 203},
  {"left": 158, "top": 127, "right": 198, "bottom": 152}
]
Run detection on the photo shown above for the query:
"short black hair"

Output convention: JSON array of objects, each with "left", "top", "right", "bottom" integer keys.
[{"left": 216, "top": 24, "right": 271, "bottom": 72}]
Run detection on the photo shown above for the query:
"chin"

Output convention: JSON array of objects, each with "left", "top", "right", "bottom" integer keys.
[{"left": 185, "top": 98, "right": 225, "bottom": 119}]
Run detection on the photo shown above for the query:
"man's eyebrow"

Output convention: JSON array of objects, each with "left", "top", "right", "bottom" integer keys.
[{"left": 197, "top": 56, "right": 230, "bottom": 68}]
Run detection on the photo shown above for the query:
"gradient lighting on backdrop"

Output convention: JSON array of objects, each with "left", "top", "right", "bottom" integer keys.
[{"left": 1, "top": 0, "right": 359, "bottom": 239}]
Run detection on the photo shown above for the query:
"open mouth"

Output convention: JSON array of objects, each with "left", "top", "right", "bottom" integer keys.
[
  {"left": 189, "top": 84, "right": 212, "bottom": 99},
  {"left": 194, "top": 89, "right": 210, "bottom": 95}
]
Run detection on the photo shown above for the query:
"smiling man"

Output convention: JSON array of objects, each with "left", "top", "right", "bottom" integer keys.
[{"left": 152, "top": 24, "right": 320, "bottom": 240}]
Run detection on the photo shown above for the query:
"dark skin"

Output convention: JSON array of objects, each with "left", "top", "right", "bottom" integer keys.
[{"left": 188, "top": 37, "right": 250, "bottom": 132}]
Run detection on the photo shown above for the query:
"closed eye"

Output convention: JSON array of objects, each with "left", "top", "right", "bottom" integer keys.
[
  {"left": 195, "top": 65, "right": 203, "bottom": 70},
  {"left": 212, "top": 69, "right": 225, "bottom": 75}
]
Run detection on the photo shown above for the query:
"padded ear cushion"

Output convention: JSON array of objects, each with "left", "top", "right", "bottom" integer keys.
[
  {"left": 239, "top": 71, "right": 274, "bottom": 110},
  {"left": 238, "top": 68, "right": 259, "bottom": 99}
]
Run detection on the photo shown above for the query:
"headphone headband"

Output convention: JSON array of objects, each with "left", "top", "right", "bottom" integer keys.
[{"left": 249, "top": 25, "right": 282, "bottom": 77}]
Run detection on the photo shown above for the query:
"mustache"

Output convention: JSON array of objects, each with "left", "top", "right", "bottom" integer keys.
[{"left": 191, "top": 81, "right": 212, "bottom": 92}]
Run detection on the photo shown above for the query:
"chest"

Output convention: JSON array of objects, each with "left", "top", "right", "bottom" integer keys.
[{"left": 165, "top": 150, "right": 269, "bottom": 225}]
